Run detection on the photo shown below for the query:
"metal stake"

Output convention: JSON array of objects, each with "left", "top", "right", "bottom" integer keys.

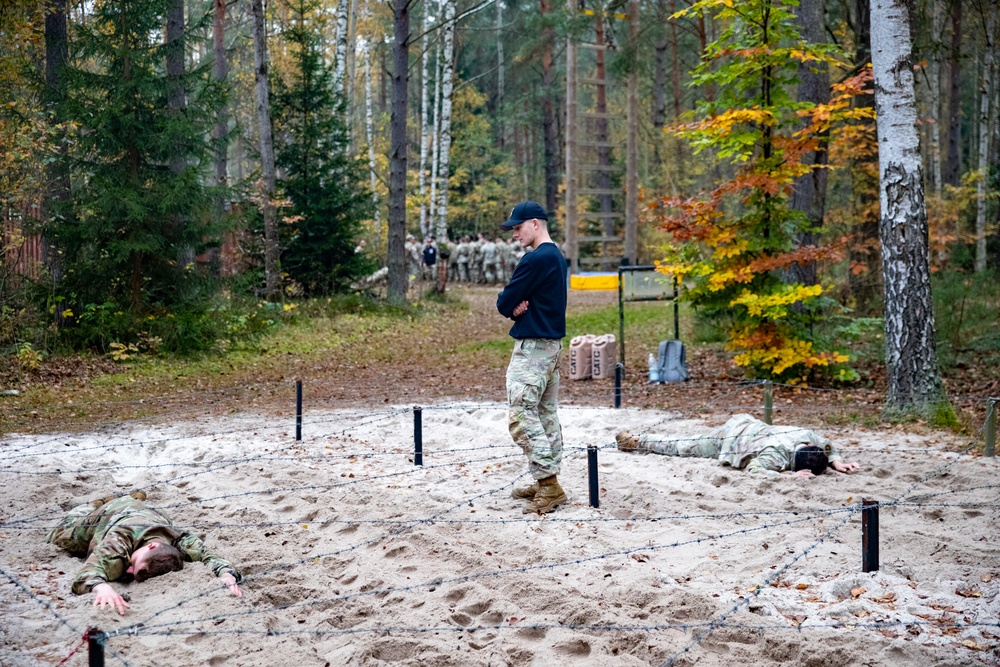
[
  {"left": 985, "top": 398, "right": 997, "bottom": 458},
  {"left": 763, "top": 380, "right": 773, "bottom": 425},
  {"left": 88, "top": 628, "right": 105, "bottom": 667},
  {"left": 295, "top": 380, "right": 303, "bottom": 441},
  {"left": 862, "top": 499, "right": 879, "bottom": 573},
  {"left": 588, "top": 446, "right": 599, "bottom": 508},
  {"left": 614, "top": 363, "right": 623, "bottom": 408},
  {"left": 414, "top": 406, "right": 423, "bottom": 466}
]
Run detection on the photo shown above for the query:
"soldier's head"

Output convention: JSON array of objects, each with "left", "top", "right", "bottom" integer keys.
[
  {"left": 127, "top": 541, "right": 184, "bottom": 583},
  {"left": 793, "top": 445, "right": 829, "bottom": 476}
]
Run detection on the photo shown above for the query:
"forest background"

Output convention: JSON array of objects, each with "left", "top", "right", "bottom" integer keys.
[{"left": 0, "top": 0, "right": 998, "bottom": 423}]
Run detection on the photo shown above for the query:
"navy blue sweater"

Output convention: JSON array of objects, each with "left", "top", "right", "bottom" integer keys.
[{"left": 496, "top": 242, "right": 567, "bottom": 340}]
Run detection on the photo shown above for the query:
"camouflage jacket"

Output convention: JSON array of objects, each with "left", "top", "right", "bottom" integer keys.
[
  {"left": 712, "top": 414, "right": 842, "bottom": 475},
  {"left": 65, "top": 497, "right": 239, "bottom": 594}
]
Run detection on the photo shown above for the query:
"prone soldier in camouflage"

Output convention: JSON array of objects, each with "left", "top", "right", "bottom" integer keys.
[
  {"left": 47, "top": 493, "right": 242, "bottom": 615},
  {"left": 616, "top": 414, "right": 860, "bottom": 477}
]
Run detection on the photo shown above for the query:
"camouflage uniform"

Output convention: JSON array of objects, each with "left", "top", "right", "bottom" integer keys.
[
  {"left": 495, "top": 237, "right": 510, "bottom": 283},
  {"left": 635, "top": 414, "right": 843, "bottom": 475},
  {"left": 455, "top": 239, "right": 471, "bottom": 282},
  {"left": 481, "top": 239, "right": 498, "bottom": 284},
  {"left": 47, "top": 496, "right": 240, "bottom": 594},
  {"left": 506, "top": 338, "right": 563, "bottom": 479}
]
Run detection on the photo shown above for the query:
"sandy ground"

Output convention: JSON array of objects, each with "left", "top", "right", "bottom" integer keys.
[{"left": 1, "top": 403, "right": 998, "bottom": 666}]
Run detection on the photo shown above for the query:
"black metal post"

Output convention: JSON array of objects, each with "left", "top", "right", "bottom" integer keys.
[
  {"left": 588, "top": 446, "right": 599, "bottom": 508},
  {"left": 985, "top": 398, "right": 997, "bottom": 458},
  {"left": 862, "top": 499, "right": 879, "bottom": 573},
  {"left": 618, "top": 267, "right": 626, "bottom": 368},
  {"left": 614, "top": 363, "right": 623, "bottom": 408},
  {"left": 413, "top": 406, "right": 423, "bottom": 466},
  {"left": 295, "top": 380, "right": 303, "bottom": 441},
  {"left": 673, "top": 276, "right": 680, "bottom": 341},
  {"left": 88, "top": 628, "right": 105, "bottom": 667},
  {"left": 763, "top": 380, "right": 773, "bottom": 425}
]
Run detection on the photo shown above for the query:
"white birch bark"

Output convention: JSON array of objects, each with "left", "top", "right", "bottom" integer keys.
[
  {"left": 418, "top": 4, "right": 432, "bottom": 238},
  {"left": 365, "top": 43, "right": 380, "bottom": 235},
  {"left": 429, "top": 28, "right": 442, "bottom": 225},
  {"left": 497, "top": 0, "right": 504, "bottom": 110},
  {"left": 333, "top": 0, "right": 350, "bottom": 101},
  {"left": 435, "top": 0, "right": 455, "bottom": 241},
  {"left": 870, "top": 0, "right": 945, "bottom": 415},
  {"left": 975, "top": 0, "right": 995, "bottom": 273}
]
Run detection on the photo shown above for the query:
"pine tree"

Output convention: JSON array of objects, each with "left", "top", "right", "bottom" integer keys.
[
  {"left": 54, "top": 0, "right": 220, "bottom": 312},
  {"left": 273, "top": 0, "right": 372, "bottom": 296}
]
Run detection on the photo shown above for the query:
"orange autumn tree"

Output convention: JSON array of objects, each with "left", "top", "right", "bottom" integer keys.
[{"left": 652, "top": 0, "right": 873, "bottom": 382}]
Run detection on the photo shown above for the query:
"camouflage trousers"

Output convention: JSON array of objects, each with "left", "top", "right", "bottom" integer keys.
[
  {"left": 506, "top": 338, "right": 563, "bottom": 480},
  {"left": 639, "top": 430, "right": 722, "bottom": 459}
]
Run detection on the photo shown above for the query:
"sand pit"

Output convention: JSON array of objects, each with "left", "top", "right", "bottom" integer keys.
[{"left": 1, "top": 403, "right": 998, "bottom": 666}]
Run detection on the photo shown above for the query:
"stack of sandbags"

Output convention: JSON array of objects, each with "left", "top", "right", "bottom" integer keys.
[
  {"left": 568, "top": 335, "right": 595, "bottom": 380},
  {"left": 591, "top": 334, "right": 617, "bottom": 379}
]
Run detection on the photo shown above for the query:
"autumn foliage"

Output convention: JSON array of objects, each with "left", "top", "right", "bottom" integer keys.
[{"left": 651, "top": 0, "right": 874, "bottom": 382}]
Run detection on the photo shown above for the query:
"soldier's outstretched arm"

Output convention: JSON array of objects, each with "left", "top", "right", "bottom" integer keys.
[{"left": 92, "top": 583, "right": 130, "bottom": 615}]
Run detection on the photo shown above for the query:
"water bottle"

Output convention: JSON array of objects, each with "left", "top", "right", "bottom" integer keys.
[{"left": 648, "top": 353, "right": 660, "bottom": 384}]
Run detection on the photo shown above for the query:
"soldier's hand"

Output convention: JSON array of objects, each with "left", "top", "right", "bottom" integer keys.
[
  {"left": 220, "top": 572, "right": 242, "bottom": 597},
  {"left": 831, "top": 460, "right": 859, "bottom": 473},
  {"left": 789, "top": 470, "right": 815, "bottom": 478},
  {"left": 513, "top": 300, "right": 529, "bottom": 317},
  {"left": 92, "top": 583, "right": 130, "bottom": 616}
]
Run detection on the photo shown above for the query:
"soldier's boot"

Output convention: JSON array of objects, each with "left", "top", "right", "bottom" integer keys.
[
  {"left": 616, "top": 430, "right": 641, "bottom": 452},
  {"left": 511, "top": 481, "right": 539, "bottom": 500},
  {"left": 522, "top": 475, "right": 567, "bottom": 514},
  {"left": 91, "top": 489, "right": 147, "bottom": 508}
]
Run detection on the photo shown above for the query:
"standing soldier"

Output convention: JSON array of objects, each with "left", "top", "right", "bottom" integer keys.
[
  {"left": 404, "top": 235, "right": 421, "bottom": 282},
  {"left": 470, "top": 234, "right": 484, "bottom": 284},
  {"left": 496, "top": 201, "right": 568, "bottom": 515},
  {"left": 455, "top": 235, "right": 471, "bottom": 282},
  {"left": 481, "top": 235, "right": 498, "bottom": 284},
  {"left": 495, "top": 235, "right": 510, "bottom": 283}
]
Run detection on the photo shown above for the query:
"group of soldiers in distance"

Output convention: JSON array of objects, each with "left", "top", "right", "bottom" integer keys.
[{"left": 404, "top": 233, "right": 526, "bottom": 285}]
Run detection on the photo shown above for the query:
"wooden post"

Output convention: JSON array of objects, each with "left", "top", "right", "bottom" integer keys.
[
  {"left": 564, "top": 0, "right": 578, "bottom": 274},
  {"left": 624, "top": 0, "right": 639, "bottom": 266}
]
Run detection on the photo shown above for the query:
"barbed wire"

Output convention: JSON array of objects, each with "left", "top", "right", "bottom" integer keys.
[
  {"left": 111, "top": 509, "right": 845, "bottom": 639},
  {"left": 1, "top": 566, "right": 131, "bottom": 667}
]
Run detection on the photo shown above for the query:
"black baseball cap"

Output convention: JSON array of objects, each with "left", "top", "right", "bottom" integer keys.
[{"left": 501, "top": 201, "right": 548, "bottom": 229}]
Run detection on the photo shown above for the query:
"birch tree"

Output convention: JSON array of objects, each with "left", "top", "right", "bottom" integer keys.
[
  {"left": 333, "top": 0, "right": 350, "bottom": 99},
  {"left": 364, "top": 42, "right": 380, "bottom": 236},
  {"left": 252, "top": 0, "right": 280, "bottom": 300},
  {"left": 418, "top": 3, "right": 432, "bottom": 237},
  {"left": 429, "top": 30, "right": 442, "bottom": 226},
  {"left": 975, "top": 0, "right": 996, "bottom": 273},
  {"left": 435, "top": 0, "right": 455, "bottom": 241},
  {"left": 870, "top": 0, "right": 947, "bottom": 418}
]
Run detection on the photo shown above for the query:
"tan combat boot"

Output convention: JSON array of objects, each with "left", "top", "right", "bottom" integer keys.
[
  {"left": 523, "top": 475, "right": 567, "bottom": 514},
  {"left": 511, "top": 481, "right": 539, "bottom": 500},
  {"left": 616, "top": 430, "right": 640, "bottom": 451}
]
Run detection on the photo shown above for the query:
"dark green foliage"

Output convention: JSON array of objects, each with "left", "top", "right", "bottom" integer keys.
[
  {"left": 52, "top": 0, "right": 223, "bottom": 317},
  {"left": 273, "top": 0, "right": 372, "bottom": 296}
]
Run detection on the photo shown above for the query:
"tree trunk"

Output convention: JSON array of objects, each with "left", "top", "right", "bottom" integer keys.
[
  {"left": 788, "top": 0, "right": 829, "bottom": 286},
  {"left": 496, "top": 0, "right": 505, "bottom": 148},
  {"left": 540, "top": 0, "right": 558, "bottom": 217},
  {"left": 594, "top": 15, "right": 613, "bottom": 242},
  {"left": 429, "top": 35, "right": 442, "bottom": 227},
  {"left": 870, "top": 0, "right": 946, "bottom": 417},
  {"left": 43, "top": 0, "right": 69, "bottom": 291},
  {"left": 418, "top": 3, "right": 431, "bottom": 238},
  {"left": 251, "top": 0, "right": 279, "bottom": 300},
  {"left": 387, "top": 0, "right": 410, "bottom": 303},
  {"left": 365, "top": 44, "right": 381, "bottom": 238},
  {"left": 334, "top": 0, "right": 350, "bottom": 100},
  {"left": 929, "top": 0, "right": 943, "bottom": 195},
  {"left": 212, "top": 0, "right": 228, "bottom": 214},
  {"left": 435, "top": 0, "right": 455, "bottom": 241},
  {"left": 945, "top": 0, "right": 962, "bottom": 185},
  {"left": 651, "top": 0, "right": 668, "bottom": 170},
  {"left": 975, "top": 0, "right": 995, "bottom": 273}
]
